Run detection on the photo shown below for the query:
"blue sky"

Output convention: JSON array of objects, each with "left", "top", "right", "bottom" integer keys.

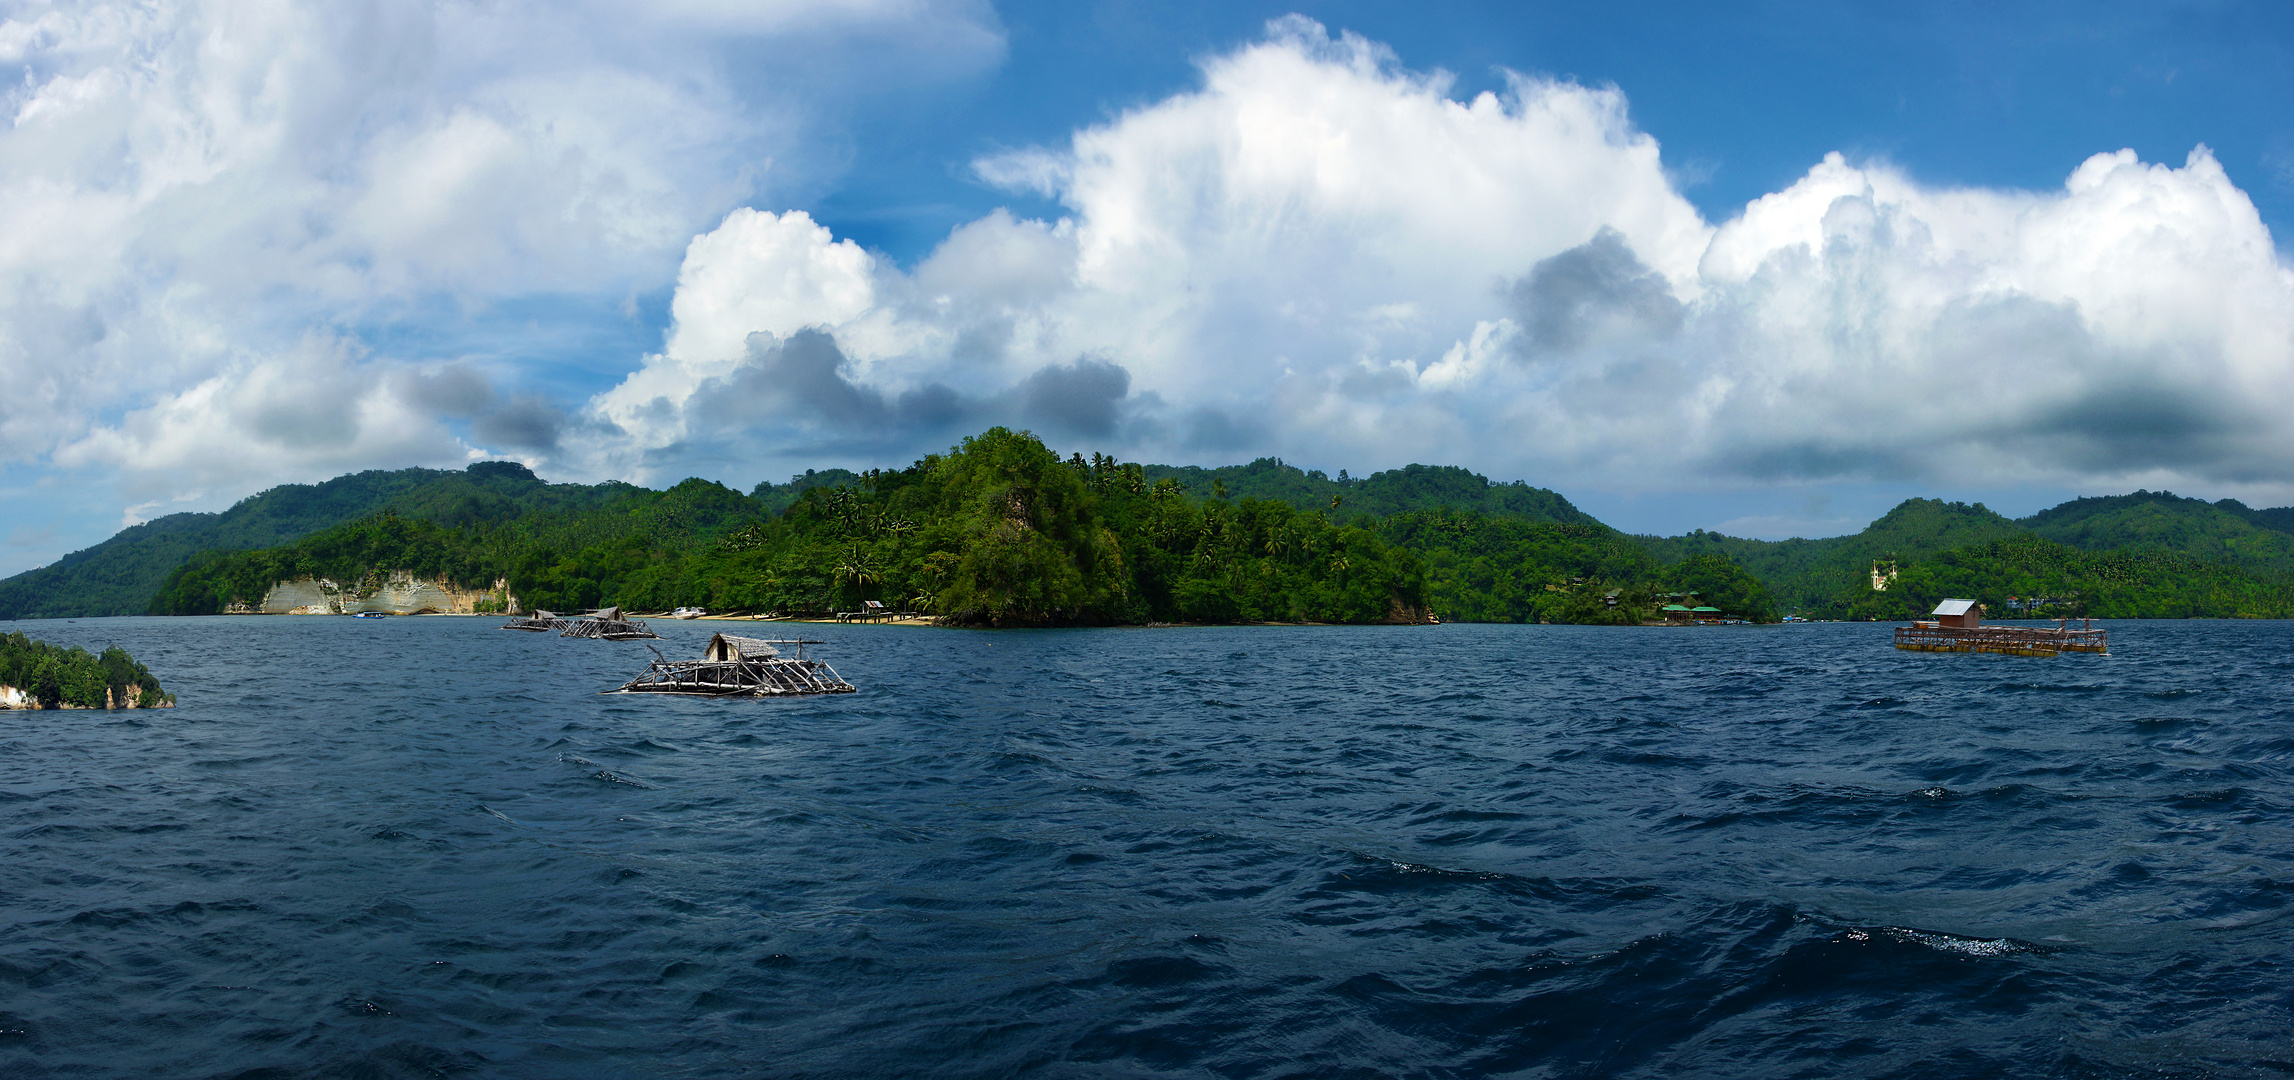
[{"left": 3, "top": 0, "right": 2293, "bottom": 577}]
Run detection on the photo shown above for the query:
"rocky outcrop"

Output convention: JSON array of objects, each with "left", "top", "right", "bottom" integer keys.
[
  {"left": 0, "top": 684, "right": 173, "bottom": 710},
  {"left": 236, "top": 573, "right": 518, "bottom": 616}
]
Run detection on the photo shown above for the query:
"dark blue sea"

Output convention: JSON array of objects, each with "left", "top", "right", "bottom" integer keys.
[{"left": 2, "top": 617, "right": 2289, "bottom": 1078}]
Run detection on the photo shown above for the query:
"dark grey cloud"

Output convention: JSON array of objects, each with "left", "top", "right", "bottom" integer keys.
[
  {"left": 1913, "top": 296, "right": 2256, "bottom": 479},
  {"left": 684, "top": 332, "right": 1146, "bottom": 460},
  {"left": 1707, "top": 439, "right": 1920, "bottom": 483},
  {"left": 1690, "top": 292, "right": 2280, "bottom": 487},
  {"left": 1184, "top": 406, "right": 1260, "bottom": 452},
  {"left": 474, "top": 393, "right": 567, "bottom": 451},
  {"left": 896, "top": 382, "right": 970, "bottom": 429},
  {"left": 757, "top": 328, "right": 894, "bottom": 427},
  {"left": 1335, "top": 361, "right": 1413, "bottom": 401},
  {"left": 1508, "top": 226, "right": 1684, "bottom": 359},
  {"left": 695, "top": 328, "right": 976, "bottom": 439},
  {"left": 398, "top": 364, "right": 497, "bottom": 416},
  {"left": 243, "top": 389, "right": 360, "bottom": 450},
  {"left": 2012, "top": 381, "right": 2253, "bottom": 475},
  {"left": 1014, "top": 356, "right": 1130, "bottom": 438}
]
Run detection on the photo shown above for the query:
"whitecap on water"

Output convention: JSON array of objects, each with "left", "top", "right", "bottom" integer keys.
[{"left": 1840, "top": 925, "right": 2044, "bottom": 956}]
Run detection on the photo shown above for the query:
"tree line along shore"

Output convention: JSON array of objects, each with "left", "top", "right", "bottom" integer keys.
[{"left": 5, "top": 428, "right": 2294, "bottom": 628}]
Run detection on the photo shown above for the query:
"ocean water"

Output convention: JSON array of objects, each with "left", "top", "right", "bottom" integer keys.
[{"left": 1, "top": 616, "right": 2288, "bottom": 1078}]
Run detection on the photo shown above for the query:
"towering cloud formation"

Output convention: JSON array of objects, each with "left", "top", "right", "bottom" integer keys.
[{"left": 594, "top": 17, "right": 2294, "bottom": 502}]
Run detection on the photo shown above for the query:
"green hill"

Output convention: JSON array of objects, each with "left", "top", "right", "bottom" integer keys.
[
  {"left": 15, "top": 430, "right": 2294, "bottom": 624},
  {"left": 1830, "top": 534, "right": 2294, "bottom": 621},
  {"left": 152, "top": 430, "right": 1434, "bottom": 627},
  {"left": 1142, "top": 458, "right": 1599, "bottom": 524},
  {"left": 1633, "top": 491, "right": 2294, "bottom": 618},
  {"left": 4, "top": 452, "right": 1608, "bottom": 621},
  {"left": 0, "top": 462, "right": 630, "bottom": 619},
  {"left": 1634, "top": 499, "right": 2027, "bottom": 612},
  {"left": 2218, "top": 499, "right": 2294, "bottom": 537},
  {"left": 2022, "top": 491, "right": 2294, "bottom": 571}
]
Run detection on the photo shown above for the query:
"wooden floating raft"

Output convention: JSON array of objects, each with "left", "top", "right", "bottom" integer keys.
[
  {"left": 499, "top": 609, "right": 574, "bottom": 632},
  {"left": 605, "top": 634, "right": 855, "bottom": 697},
  {"left": 560, "top": 605, "right": 660, "bottom": 640},
  {"left": 1894, "top": 600, "right": 2106, "bottom": 657}
]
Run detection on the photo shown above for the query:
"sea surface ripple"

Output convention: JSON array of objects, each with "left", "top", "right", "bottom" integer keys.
[{"left": 2, "top": 617, "right": 2289, "bottom": 1078}]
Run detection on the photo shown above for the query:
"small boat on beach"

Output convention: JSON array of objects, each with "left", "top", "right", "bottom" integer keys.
[
  {"left": 604, "top": 633, "right": 856, "bottom": 697},
  {"left": 672, "top": 607, "right": 704, "bottom": 619}
]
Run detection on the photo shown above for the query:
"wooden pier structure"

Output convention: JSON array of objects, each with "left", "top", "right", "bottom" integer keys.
[
  {"left": 1894, "top": 599, "right": 2106, "bottom": 657},
  {"left": 605, "top": 634, "right": 855, "bottom": 697}
]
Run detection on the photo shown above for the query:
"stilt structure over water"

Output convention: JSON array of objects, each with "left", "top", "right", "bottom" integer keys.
[
  {"left": 1895, "top": 599, "right": 2107, "bottom": 657},
  {"left": 605, "top": 634, "right": 855, "bottom": 697},
  {"left": 500, "top": 609, "right": 573, "bottom": 632},
  {"left": 560, "top": 606, "right": 660, "bottom": 640}
]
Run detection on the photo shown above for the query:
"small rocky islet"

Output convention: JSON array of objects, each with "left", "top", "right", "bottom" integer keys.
[{"left": 0, "top": 631, "right": 172, "bottom": 710}]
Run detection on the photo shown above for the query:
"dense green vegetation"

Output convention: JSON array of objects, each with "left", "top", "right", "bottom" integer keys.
[
  {"left": 1631, "top": 490, "right": 2294, "bottom": 620},
  {"left": 1144, "top": 458, "right": 1600, "bottom": 524},
  {"left": 0, "top": 461, "right": 632, "bottom": 619},
  {"left": 153, "top": 430, "right": 1438, "bottom": 626},
  {"left": 1373, "top": 513, "right": 1654, "bottom": 623},
  {"left": 24, "top": 429, "right": 2294, "bottom": 627},
  {"left": 1636, "top": 499, "right": 2029, "bottom": 613},
  {"left": 1820, "top": 535, "right": 2294, "bottom": 620},
  {"left": 751, "top": 468, "right": 863, "bottom": 516},
  {"left": 0, "top": 633, "right": 171, "bottom": 709},
  {"left": 2021, "top": 491, "right": 2294, "bottom": 571}
]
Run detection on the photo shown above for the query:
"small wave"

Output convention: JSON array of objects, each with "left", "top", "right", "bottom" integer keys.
[
  {"left": 1985, "top": 682, "right": 2110, "bottom": 695},
  {"left": 2164, "top": 788, "right": 2245, "bottom": 808},
  {"left": 1836, "top": 926, "right": 2044, "bottom": 957}
]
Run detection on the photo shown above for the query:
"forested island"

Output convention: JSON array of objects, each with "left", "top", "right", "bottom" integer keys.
[
  {"left": 4, "top": 428, "right": 2293, "bottom": 627},
  {"left": 0, "top": 633, "right": 173, "bottom": 709}
]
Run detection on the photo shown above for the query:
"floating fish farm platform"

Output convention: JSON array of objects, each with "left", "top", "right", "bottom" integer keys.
[{"left": 1894, "top": 621, "right": 2108, "bottom": 657}]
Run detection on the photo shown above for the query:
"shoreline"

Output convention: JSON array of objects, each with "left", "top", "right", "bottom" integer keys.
[{"left": 57, "top": 611, "right": 1811, "bottom": 628}]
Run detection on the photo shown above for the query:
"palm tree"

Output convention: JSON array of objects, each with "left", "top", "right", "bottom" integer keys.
[{"left": 833, "top": 544, "right": 880, "bottom": 603}]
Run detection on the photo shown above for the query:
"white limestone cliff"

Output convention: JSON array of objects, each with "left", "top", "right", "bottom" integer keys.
[{"left": 229, "top": 573, "right": 519, "bottom": 616}]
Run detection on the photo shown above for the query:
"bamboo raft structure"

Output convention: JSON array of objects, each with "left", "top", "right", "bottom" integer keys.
[
  {"left": 500, "top": 609, "right": 574, "bottom": 632},
  {"left": 1895, "top": 618, "right": 2108, "bottom": 657},
  {"left": 604, "top": 634, "right": 855, "bottom": 697},
  {"left": 560, "top": 605, "right": 661, "bottom": 640}
]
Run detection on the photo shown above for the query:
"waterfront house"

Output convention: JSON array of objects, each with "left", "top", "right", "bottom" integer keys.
[{"left": 1931, "top": 599, "right": 1983, "bottom": 628}]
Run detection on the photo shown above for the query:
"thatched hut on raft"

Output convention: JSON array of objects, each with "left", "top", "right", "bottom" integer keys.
[
  {"left": 500, "top": 609, "right": 573, "bottom": 632},
  {"left": 561, "top": 606, "right": 660, "bottom": 640},
  {"left": 604, "top": 633, "right": 856, "bottom": 697}
]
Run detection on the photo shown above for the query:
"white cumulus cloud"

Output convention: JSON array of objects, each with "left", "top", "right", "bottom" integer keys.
[
  {"left": 0, "top": 0, "right": 1003, "bottom": 539},
  {"left": 583, "top": 16, "right": 2294, "bottom": 511}
]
